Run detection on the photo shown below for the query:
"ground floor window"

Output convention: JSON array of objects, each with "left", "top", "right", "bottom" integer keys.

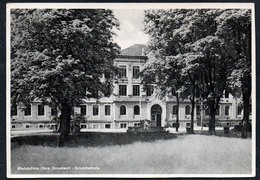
[
  {"left": 120, "top": 105, "right": 127, "bottom": 115},
  {"left": 134, "top": 105, "right": 140, "bottom": 115},
  {"left": 105, "top": 124, "right": 111, "bottom": 129},
  {"left": 120, "top": 123, "right": 127, "bottom": 128}
]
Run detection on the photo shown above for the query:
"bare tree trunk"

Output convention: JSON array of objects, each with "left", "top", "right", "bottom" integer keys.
[
  {"left": 190, "top": 96, "right": 195, "bottom": 134},
  {"left": 176, "top": 92, "right": 179, "bottom": 132},
  {"left": 241, "top": 74, "right": 251, "bottom": 138},
  {"left": 59, "top": 103, "right": 72, "bottom": 147},
  {"left": 209, "top": 101, "right": 216, "bottom": 135}
]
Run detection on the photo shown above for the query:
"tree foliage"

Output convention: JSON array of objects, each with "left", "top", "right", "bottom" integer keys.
[
  {"left": 11, "top": 9, "right": 120, "bottom": 145},
  {"left": 142, "top": 9, "right": 252, "bottom": 135}
]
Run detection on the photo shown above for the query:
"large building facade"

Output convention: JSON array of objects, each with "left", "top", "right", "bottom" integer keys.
[{"left": 10, "top": 44, "right": 250, "bottom": 131}]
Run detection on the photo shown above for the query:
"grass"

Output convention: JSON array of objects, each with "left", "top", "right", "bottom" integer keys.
[
  {"left": 11, "top": 132, "right": 177, "bottom": 147},
  {"left": 11, "top": 134, "right": 252, "bottom": 175}
]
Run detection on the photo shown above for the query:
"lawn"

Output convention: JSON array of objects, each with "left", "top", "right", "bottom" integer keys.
[{"left": 11, "top": 134, "right": 252, "bottom": 175}]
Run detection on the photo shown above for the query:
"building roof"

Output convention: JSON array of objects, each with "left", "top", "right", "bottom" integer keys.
[{"left": 120, "top": 44, "right": 147, "bottom": 56}]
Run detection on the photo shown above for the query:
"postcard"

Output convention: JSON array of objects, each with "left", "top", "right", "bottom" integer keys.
[{"left": 6, "top": 3, "right": 255, "bottom": 178}]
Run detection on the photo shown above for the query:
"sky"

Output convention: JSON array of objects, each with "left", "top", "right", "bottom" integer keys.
[{"left": 112, "top": 9, "right": 149, "bottom": 50}]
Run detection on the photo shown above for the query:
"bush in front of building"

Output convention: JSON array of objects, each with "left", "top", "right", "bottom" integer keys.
[{"left": 70, "top": 114, "right": 86, "bottom": 134}]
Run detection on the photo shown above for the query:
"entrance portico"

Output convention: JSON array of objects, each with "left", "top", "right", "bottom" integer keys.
[{"left": 151, "top": 104, "right": 162, "bottom": 127}]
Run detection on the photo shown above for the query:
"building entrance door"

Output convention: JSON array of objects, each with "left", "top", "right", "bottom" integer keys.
[{"left": 151, "top": 104, "right": 162, "bottom": 127}]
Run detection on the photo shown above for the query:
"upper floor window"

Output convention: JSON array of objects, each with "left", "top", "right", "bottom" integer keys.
[
  {"left": 205, "top": 107, "right": 209, "bottom": 115},
  {"left": 119, "top": 85, "right": 127, "bottom": 96},
  {"left": 238, "top": 105, "right": 243, "bottom": 115},
  {"left": 11, "top": 104, "right": 17, "bottom": 116},
  {"left": 216, "top": 105, "right": 220, "bottom": 116},
  {"left": 119, "top": 65, "right": 127, "bottom": 78},
  {"left": 120, "top": 105, "right": 126, "bottom": 115},
  {"left": 185, "top": 105, "right": 191, "bottom": 115},
  {"left": 196, "top": 105, "right": 200, "bottom": 115},
  {"left": 224, "top": 90, "right": 229, "bottom": 98},
  {"left": 38, "top": 105, "right": 45, "bottom": 116},
  {"left": 146, "top": 85, "right": 154, "bottom": 96},
  {"left": 105, "top": 105, "right": 111, "bottom": 116},
  {"left": 80, "top": 105, "right": 87, "bottom": 116},
  {"left": 132, "top": 66, "right": 140, "bottom": 78},
  {"left": 51, "top": 106, "right": 57, "bottom": 116},
  {"left": 225, "top": 105, "right": 229, "bottom": 116},
  {"left": 172, "top": 88, "right": 177, "bottom": 96},
  {"left": 133, "top": 85, "right": 140, "bottom": 96},
  {"left": 24, "top": 105, "right": 31, "bottom": 116},
  {"left": 134, "top": 105, "right": 140, "bottom": 115},
  {"left": 173, "top": 105, "right": 178, "bottom": 115},
  {"left": 93, "top": 105, "right": 99, "bottom": 116}
]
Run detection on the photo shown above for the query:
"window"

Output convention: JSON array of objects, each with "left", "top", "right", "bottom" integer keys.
[
  {"left": 134, "top": 123, "right": 140, "bottom": 127},
  {"left": 134, "top": 105, "right": 140, "bottom": 115},
  {"left": 196, "top": 105, "right": 200, "bottom": 115},
  {"left": 132, "top": 66, "right": 140, "bottom": 78},
  {"left": 93, "top": 105, "right": 99, "bottom": 116},
  {"left": 172, "top": 88, "right": 177, "bottom": 96},
  {"left": 119, "top": 65, "right": 127, "bottom": 78},
  {"left": 38, "top": 105, "right": 45, "bottom": 116},
  {"left": 133, "top": 85, "right": 140, "bottom": 96},
  {"left": 120, "top": 123, "right": 127, "bottom": 128},
  {"left": 80, "top": 105, "right": 87, "bottom": 115},
  {"left": 225, "top": 106, "right": 229, "bottom": 116},
  {"left": 105, "top": 124, "right": 111, "bottom": 129},
  {"left": 119, "top": 85, "right": 127, "bottom": 96},
  {"left": 24, "top": 105, "right": 31, "bottom": 116},
  {"left": 93, "top": 124, "right": 100, "bottom": 129},
  {"left": 146, "top": 85, "right": 154, "bottom": 96},
  {"left": 12, "top": 125, "right": 16, "bottom": 129},
  {"left": 51, "top": 107, "right": 57, "bottom": 116},
  {"left": 225, "top": 90, "right": 229, "bottom": 98},
  {"left": 173, "top": 105, "right": 178, "bottom": 115},
  {"left": 185, "top": 106, "right": 191, "bottom": 115},
  {"left": 120, "top": 105, "right": 126, "bottom": 115},
  {"left": 25, "top": 124, "right": 30, "bottom": 128},
  {"left": 11, "top": 105, "right": 17, "bottom": 116},
  {"left": 81, "top": 124, "right": 87, "bottom": 129},
  {"left": 205, "top": 107, "right": 210, "bottom": 115},
  {"left": 38, "top": 124, "right": 44, "bottom": 128},
  {"left": 238, "top": 105, "right": 243, "bottom": 115},
  {"left": 105, "top": 105, "right": 111, "bottom": 116},
  {"left": 216, "top": 105, "right": 220, "bottom": 116}
]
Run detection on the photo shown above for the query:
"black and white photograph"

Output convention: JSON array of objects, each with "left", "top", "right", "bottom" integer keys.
[{"left": 6, "top": 3, "right": 255, "bottom": 178}]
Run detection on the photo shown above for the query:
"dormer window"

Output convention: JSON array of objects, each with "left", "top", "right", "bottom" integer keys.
[{"left": 119, "top": 65, "right": 127, "bottom": 78}]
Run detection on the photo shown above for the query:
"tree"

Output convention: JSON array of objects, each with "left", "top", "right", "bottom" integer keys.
[
  {"left": 216, "top": 9, "right": 252, "bottom": 138},
  {"left": 142, "top": 9, "right": 240, "bottom": 135},
  {"left": 11, "top": 9, "right": 120, "bottom": 146}
]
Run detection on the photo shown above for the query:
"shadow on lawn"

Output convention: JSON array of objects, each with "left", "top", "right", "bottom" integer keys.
[{"left": 11, "top": 132, "right": 178, "bottom": 148}]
